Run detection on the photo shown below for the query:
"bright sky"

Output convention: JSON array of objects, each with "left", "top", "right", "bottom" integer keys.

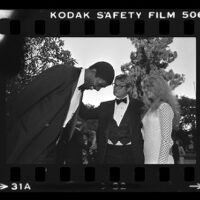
[{"left": 62, "top": 37, "right": 196, "bottom": 107}]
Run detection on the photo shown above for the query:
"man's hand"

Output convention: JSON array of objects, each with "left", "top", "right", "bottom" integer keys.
[
  {"left": 90, "top": 131, "right": 97, "bottom": 152},
  {"left": 90, "top": 142, "right": 97, "bottom": 151}
]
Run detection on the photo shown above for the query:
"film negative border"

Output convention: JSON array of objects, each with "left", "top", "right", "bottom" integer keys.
[
  {"left": 0, "top": 10, "right": 200, "bottom": 36},
  {"left": 0, "top": 18, "right": 198, "bottom": 36},
  {"left": 0, "top": 165, "right": 198, "bottom": 192},
  {"left": 0, "top": 9, "right": 199, "bottom": 193}
]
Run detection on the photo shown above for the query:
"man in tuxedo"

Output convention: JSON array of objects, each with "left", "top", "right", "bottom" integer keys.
[
  {"left": 6, "top": 62, "right": 115, "bottom": 164},
  {"left": 80, "top": 74, "right": 144, "bottom": 164}
]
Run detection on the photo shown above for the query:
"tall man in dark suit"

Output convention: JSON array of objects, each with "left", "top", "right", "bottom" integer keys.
[
  {"left": 6, "top": 62, "right": 115, "bottom": 164},
  {"left": 80, "top": 74, "right": 144, "bottom": 164}
]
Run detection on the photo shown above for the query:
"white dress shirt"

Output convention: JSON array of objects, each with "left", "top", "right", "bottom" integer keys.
[
  {"left": 113, "top": 95, "right": 130, "bottom": 127},
  {"left": 62, "top": 68, "right": 85, "bottom": 128}
]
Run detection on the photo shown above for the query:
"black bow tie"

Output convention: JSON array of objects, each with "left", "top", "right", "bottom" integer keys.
[
  {"left": 115, "top": 97, "right": 127, "bottom": 105},
  {"left": 78, "top": 84, "right": 85, "bottom": 92}
]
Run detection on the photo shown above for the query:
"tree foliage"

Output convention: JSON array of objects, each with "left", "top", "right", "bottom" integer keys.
[
  {"left": 121, "top": 37, "right": 185, "bottom": 99},
  {"left": 6, "top": 37, "right": 77, "bottom": 97},
  {"left": 178, "top": 96, "right": 196, "bottom": 131},
  {"left": 174, "top": 96, "right": 196, "bottom": 152}
]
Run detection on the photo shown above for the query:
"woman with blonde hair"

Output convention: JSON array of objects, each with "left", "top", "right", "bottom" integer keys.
[{"left": 141, "top": 74, "right": 180, "bottom": 164}]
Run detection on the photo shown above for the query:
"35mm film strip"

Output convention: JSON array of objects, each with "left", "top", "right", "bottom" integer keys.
[{"left": 0, "top": 9, "right": 199, "bottom": 193}]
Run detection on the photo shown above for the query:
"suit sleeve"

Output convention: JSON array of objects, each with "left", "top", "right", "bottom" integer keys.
[
  {"left": 158, "top": 103, "right": 174, "bottom": 164},
  {"left": 79, "top": 102, "right": 100, "bottom": 120}
]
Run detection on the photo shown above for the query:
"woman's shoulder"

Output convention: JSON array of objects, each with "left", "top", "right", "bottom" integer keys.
[{"left": 158, "top": 102, "right": 174, "bottom": 117}]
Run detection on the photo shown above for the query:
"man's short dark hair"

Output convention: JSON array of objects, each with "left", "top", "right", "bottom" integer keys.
[
  {"left": 89, "top": 62, "right": 115, "bottom": 85},
  {"left": 115, "top": 74, "right": 128, "bottom": 82}
]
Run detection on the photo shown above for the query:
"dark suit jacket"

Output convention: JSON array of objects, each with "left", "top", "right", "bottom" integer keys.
[
  {"left": 6, "top": 65, "right": 81, "bottom": 164},
  {"left": 79, "top": 99, "right": 144, "bottom": 164}
]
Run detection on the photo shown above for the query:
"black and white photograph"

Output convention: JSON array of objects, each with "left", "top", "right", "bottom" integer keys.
[
  {"left": 4, "top": 36, "right": 196, "bottom": 165},
  {"left": 0, "top": 8, "right": 199, "bottom": 194}
]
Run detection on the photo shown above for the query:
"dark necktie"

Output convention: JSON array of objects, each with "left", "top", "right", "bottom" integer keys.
[{"left": 115, "top": 97, "right": 127, "bottom": 105}]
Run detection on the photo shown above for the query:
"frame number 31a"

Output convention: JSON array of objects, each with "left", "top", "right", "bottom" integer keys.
[{"left": 11, "top": 183, "right": 31, "bottom": 191}]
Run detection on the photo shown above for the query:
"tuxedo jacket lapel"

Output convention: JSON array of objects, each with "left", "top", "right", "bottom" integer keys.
[
  {"left": 127, "top": 99, "right": 140, "bottom": 141},
  {"left": 109, "top": 100, "right": 115, "bottom": 118},
  {"left": 104, "top": 100, "right": 115, "bottom": 139},
  {"left": 127, "top": 99, "right": 137, "bottom": 121}
]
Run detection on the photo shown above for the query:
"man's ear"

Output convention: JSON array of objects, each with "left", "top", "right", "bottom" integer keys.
[
  {"left": 90, "top": 68, "right": 97, "bottom": 76},
  {"left": 127, "top": 86, "right": 132, "bottom": 93}
]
